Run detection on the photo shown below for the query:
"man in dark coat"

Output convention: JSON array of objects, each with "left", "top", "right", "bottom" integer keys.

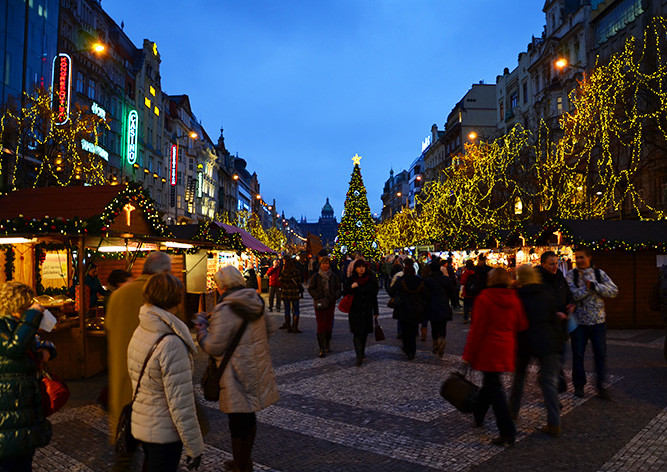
[
  {"left": 537, "top": 251, "right": 574, "bottom": 393},
  {"left": 423, "top": 261, "right": 454, "bottom": 357}
]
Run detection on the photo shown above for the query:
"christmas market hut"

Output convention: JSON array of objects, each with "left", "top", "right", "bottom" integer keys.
[
  {"left": 530, "top": 219, "right": 667, "bottom": 329},
  {"left": 0, "top": 183, "right": 181, "bottom": 378}
]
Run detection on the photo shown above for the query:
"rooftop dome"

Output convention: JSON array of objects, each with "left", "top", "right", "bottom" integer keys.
[{"left": 321, "top": 198, "right": 334, "bottom": 218}]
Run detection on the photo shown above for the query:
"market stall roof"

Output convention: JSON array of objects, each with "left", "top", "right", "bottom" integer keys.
[
  {"left": 0, "top": 184, "right": 171, "bottom": 238},
  {"left": 215, "top": 222, "right": 276, "bottom": 254},
  {"left": 0, "top": 185, "right": 124, "bottom": 220},
  {"left": 558, "top": 219, "right": 667, "bottom": 244}
]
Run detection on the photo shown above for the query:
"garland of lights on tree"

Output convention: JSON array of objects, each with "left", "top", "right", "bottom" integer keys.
[
  {"left": 377, "top": 17, "right": 667, "bottom": 253},
  {"left": 333, "top": 154, "right": 381, "bottom": 260}
]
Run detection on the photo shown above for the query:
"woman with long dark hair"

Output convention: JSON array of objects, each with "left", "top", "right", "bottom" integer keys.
[{"left": 343, "top": 260, "right": 379, "bottom": 366}]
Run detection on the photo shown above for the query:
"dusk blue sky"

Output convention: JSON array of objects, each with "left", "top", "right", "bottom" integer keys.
[{"left": 103, "top": 0, "right": 546, "bottom": 220}]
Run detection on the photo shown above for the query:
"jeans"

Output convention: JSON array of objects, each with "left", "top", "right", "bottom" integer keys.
[
  {"left": 570, "top": 323, "right": 607, "bottom": 390},
  {"left": 315, "top": 306, "right": 335, "bottom": 333},
  {"left": 269, "top": 286, "right": 281, "bottom": 310},
  {"left": 142, "top": 441, "right": 183, "bottom": 472},
  {"left": 474, "top": 372, "right": 516, "bottom": 439},
  {"left": 0, "top": 452, "right": 34, "bottom": 472},
  {"left": 510, "top": 352, "right": 560, "bottom": 427},
  {"left": 463, "top": 298, "right": 473, "bottom": 322},
  {"left": 283, "top": 299, "right": 300, "bottom": 321},
  {"left": 401, "top": 321, "right": 419, "bottom": 359}
]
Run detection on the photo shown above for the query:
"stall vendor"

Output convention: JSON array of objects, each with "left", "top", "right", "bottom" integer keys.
[{"left": 69, "top": 263, "right": 109, "bottom": 309}]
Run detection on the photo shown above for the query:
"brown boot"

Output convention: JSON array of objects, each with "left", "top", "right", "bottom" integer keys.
[
  {"left": 437, "top": 338, "right": 447, "bottom": 358},
  {"left": 279, "top": 314, "right": 290, "bottom": 330},
  {"left": 540, "top": 424, "right": 562, "bottom": 438},
  {"left": 291, "top": 316, "right": 303, "bottom": 333},
  {"left": 421, "top": 326, "right": 428, "bottom": 342}
]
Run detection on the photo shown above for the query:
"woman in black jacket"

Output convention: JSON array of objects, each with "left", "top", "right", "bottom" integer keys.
[
  {"left": 308, "top": 257, "right": 342, "bottom": 358},
  {"left": 509, "top": 264, "right": 563, "bottom": 438},
  {"left": 343, "top": 260, "right": 378, "bottom": 366},
  {"left": 387, "top": 263, "right": 430, "bottom": 360},
  {"left": 423, "top": 261, "right": 455, "bottom": 357}
]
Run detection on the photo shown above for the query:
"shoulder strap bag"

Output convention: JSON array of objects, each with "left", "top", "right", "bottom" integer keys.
[
  {"left": 201, "top": 319, "right": 249, "bottom": 402},
  {"left": 115, "top": 332, "right": 174, "bottom": 456}
]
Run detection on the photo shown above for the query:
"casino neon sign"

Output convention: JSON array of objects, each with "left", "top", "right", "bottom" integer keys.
[
  {"left": 127, "top": 110, "right": 138, "bottom": 164},
  {"left": 52, "top": 53, "right": 72, "bottom": 126},
  {"left": 170, "top": 144, "right": 178, "bottom": 186}
]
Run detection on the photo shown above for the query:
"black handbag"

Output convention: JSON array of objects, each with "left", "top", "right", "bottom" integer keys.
[
  {"left": 115, "top": 333, "right": 173, "bottom": 456},
  {"left": 201, "top": 320, "right": 248, "bottom": 402},
  {"left": 440, "top": 370, "right": 480, "bottom": 413},
  {"left": 374, "top": 319, "right": 385, "bottom": 342}
]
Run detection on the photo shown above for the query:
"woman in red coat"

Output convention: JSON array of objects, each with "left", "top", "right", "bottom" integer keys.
[{"left": 462, "top": 267, "right": 528, "bottom": 447}]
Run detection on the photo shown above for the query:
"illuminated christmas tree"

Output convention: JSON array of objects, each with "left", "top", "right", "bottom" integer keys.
[{"left": 333, "top": 154, "right": 381, "bottom": 260}]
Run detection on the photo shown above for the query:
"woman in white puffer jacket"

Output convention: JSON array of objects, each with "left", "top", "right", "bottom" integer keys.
[
  {"left": 127, "top": 273, "right": 204, "bottom": 472},
  {"left": 196, "top": 266, "right": 279, "bottom": 472}
]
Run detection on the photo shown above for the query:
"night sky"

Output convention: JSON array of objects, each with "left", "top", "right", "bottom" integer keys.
[{"left": 103, "top": 0, "right": 546, "bottom": 220}]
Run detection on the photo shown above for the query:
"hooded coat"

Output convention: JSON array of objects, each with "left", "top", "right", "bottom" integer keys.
[
  {"left": 343, "top": 272, "right": 379, "bottom": 335},
  {"left": 462, "top": 287, "right": 528, "bottom": 372},
  {"left": 197, "top": 288, "right": 279, "bottom": 413},
  {"left": 127, "top": 305, "right": 203, "bottom": 459},
  {"left": 0, "top": 309, "right": 52, "bottom": 460}
]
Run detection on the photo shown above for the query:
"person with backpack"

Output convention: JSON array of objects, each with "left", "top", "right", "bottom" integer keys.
[
  {"left": 387, "top": 262, "right": 430, "bottom": 360},
  {"left": 460, "top": 260, "right": 476, "bottom": 324},
  {"left": 565, "top": 247, "right": 618, "bottom": 399}
]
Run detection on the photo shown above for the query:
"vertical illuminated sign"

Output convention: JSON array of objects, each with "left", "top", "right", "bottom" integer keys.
[
  {"left": 127, "top": 110, "right": 138, "bottom": 164},
  {"left": 51, "top": 54, "right": 72, "bottom": 125},
  {"left": 197, "top": 164, "right": 203, "bottom": 198},
  {"left": 170, "top": 145, "right": 178, "bottom": 186}
]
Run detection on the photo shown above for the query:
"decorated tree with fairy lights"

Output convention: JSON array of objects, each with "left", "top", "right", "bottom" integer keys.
[
  {"left": 0, "top": 86, "right": 109, "bottom": 191},
  {"left": 333, "top": 154, "right": 381, "bottom": 260}
]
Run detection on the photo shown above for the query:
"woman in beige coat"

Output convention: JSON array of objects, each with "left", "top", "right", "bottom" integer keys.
[
  {"left": 196, "top": 266, "right": 279, "bottom": 472},
  {"left": 127, "top": 273, "right": 203, "bottom": 471}
]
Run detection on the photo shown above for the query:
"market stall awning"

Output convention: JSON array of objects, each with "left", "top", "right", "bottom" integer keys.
[
  {"left": 216, "top": 222, "right": 276, "bottom": 254},
  {"left": 0, "top": 184, "right": 172, "bottom": 238},
  {"left": 0, "top": 185, "right": 124, "bottom": 220}
]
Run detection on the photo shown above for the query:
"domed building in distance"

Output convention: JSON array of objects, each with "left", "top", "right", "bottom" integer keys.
[{"left": 296, "top": 198, "right": 339, "bottom": 249}]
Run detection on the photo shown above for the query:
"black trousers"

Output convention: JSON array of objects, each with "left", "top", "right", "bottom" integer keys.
[
  {"left": 142, "top": 441, "right": 183, "bottom": 472},
  {"left": 431, "top": 319, "right": 447, "bottom": 340},
  {"left": 228, "top": 412, "right": 257, "bottom": 439},
  {"left": 474, "top": 372, "right": 516, "bottom": 438},
  {"left": 401, "top": 321, "right": 419, "bottom": 358}
]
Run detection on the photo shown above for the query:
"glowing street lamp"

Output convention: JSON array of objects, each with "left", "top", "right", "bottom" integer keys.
[
  {"left": 189, "top": 131, "right": 198, "bottom": 139},
  {"left": 233, "top": 174, "right": 239, "bottom": 180},
  {"left": 555, "top": 58, "right": 567, "bottom": 69},
  {"left": 92, "top": 42, "right": 105, "bottom": 53},
  {"left": 468, "top": 132, "right": 477, "bottom": 140}
]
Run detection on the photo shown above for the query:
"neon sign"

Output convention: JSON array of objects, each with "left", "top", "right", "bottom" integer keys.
[
  {"left": 81, "top": 139, "right": 109, "bottom": 161},
  {"left": 51, "top": 53, "right": 72, "bottom": 126},
  {"left": 127, "top": 110, "right": 138, "bottom": 164},
  {"left": 170, "top": 144, "right": 178, "bottom": 186},
  {"left": 197, "top": 164, "right": 203, "bottom": 198},
  {"left": 91, "top": 102, "right": 106, "bottom": 120}
]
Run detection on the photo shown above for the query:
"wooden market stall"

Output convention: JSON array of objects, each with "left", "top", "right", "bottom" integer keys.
[
  {"left": 0, "top": 183, "right": 176, "bottom": 379},
  {"left": 434, "top": 219, "right": 666, "bottom": 329}
]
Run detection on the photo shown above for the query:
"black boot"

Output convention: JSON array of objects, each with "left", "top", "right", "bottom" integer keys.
[
  {"left": 360, "top": 334, "right": 367, "bottom": 359},
  {"left": 353, "top": 336, "right": 363, "bottom": 366},
  {"left": 279, "top": 314, "right": 290, "bottom": 330},
  {"left": 317, "top": 333, "right": 326, "bottom": 358},
  {"left": 291, "top": 316, "right": 303, "bottom": 333},
  {"left": 324, "top": 331, "right": 332, "bottom": 353}
]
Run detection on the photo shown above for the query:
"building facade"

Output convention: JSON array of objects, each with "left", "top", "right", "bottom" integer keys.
[
  {"left": 296, "top": 198, "right": 339, "bottom": 249},
  {"left": 380, "top": 168, "right": 410, "bottom": 221}
]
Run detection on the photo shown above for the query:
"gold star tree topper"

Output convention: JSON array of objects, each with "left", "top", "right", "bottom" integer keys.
[{"left": 352, "top": 153, "right": 362, "bottom": 166}]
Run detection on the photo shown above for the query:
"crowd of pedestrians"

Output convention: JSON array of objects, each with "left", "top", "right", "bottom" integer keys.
[{"left": 0, "top": 244, "right": 626, "bottom": 470}]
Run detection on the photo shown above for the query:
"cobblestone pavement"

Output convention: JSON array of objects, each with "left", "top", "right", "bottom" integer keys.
[{"left": 35, "top": 287, "right": 666, "bottom": 471}]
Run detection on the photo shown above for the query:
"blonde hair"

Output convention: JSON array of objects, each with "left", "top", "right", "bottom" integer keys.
[
  {"left": 214, "top": 265, "right": 245, "bottom": 290},
  {"left": 0, "top": 281, "right": 35, "bottom": 318},
  {"left": 516, "top": 264, "right": 541, "bottom": 286},
  {"left": 143, "top": 273, "right": 183, "bottom": 310},
  {"left": 487, "top": 267, "right": 511, "bottom": 287}
]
